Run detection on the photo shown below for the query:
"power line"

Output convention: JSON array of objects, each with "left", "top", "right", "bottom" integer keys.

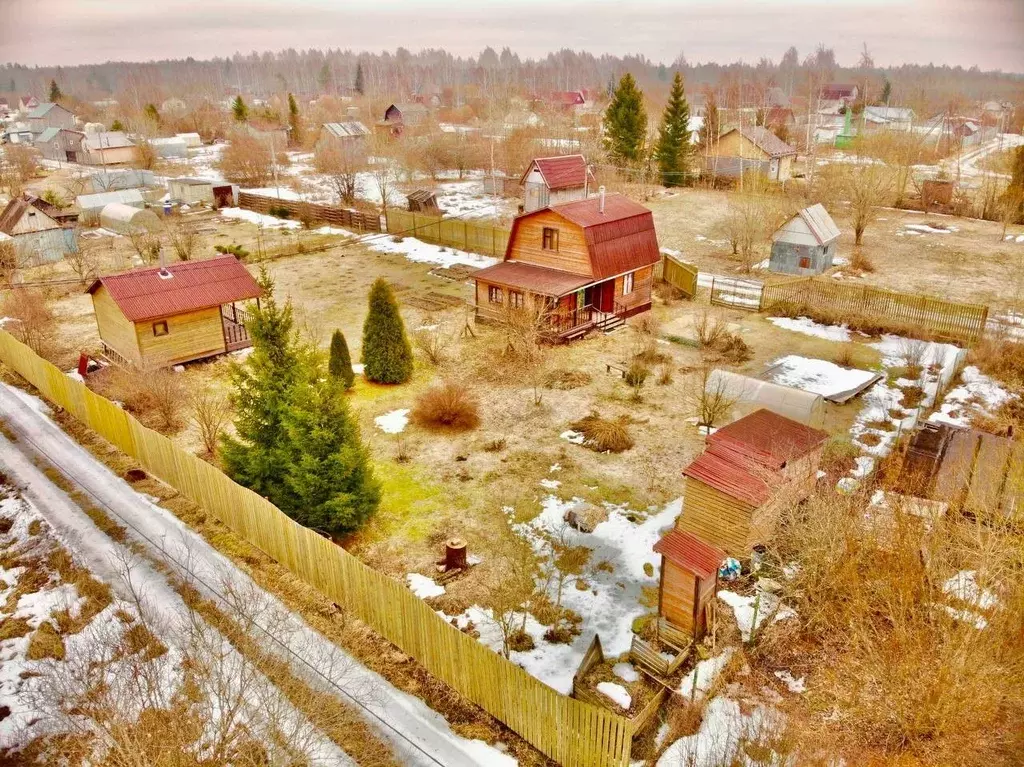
[{"left": 2, "top": 418, "right": 447, "bottom": 767}]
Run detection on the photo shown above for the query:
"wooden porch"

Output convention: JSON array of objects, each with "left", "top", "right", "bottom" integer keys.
[{"left": 221, "top": 303, "right": 253, "bottom": 352}]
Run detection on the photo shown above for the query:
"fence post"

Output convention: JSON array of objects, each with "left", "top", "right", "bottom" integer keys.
[{"left": 492, "top": 227, "right": 496, "bottom": 258}]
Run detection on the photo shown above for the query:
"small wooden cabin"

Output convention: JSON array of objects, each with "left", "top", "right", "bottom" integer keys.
[
  {"left": 520, "top": 155, "right": 594, "bottom": 213},
  {"left": 709, "top": 126, "right": 796, "bottom": 182},
  {"left": 677, "top": 409, "right": 828, "bottom": 558},
  {"left": 472, "top": 191, "right": 661, "bottom": 340},
  {"left": 653, "top": 529, "right": 724, "bottom": 638},
  {"left": 406, "top": 189, "right": 442, "bottom": 214},
  {"left": 768, "top": 203, "right": 841, "bottom": 275},
  {"left": 0, "top": 194, "right": 78, "bottom": 265},
  {"left": 87, "top": 256, "right": 262, "bottom": 368}
]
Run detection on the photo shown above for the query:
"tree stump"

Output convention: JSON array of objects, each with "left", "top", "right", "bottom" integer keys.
[{"left": 445, "top": 538, "right": 467, "bottom": 571}]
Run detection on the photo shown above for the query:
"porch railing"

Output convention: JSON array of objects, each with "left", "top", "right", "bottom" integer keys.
[{"left": 551, "top": 303, "right": 594, "bottom": 335}]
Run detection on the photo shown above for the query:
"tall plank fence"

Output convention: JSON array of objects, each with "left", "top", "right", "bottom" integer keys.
[
  {"left": 238, "top": 192, "right": 382, "bottom": 233},
  {"left": 653, "top": 253, "right": 698, "bottom": 298},
  {"left": 0, "top": 330, "right": 633, "bottom": 767},
  {"left": 760, "top": 277, "right": 989, "bottom": 345},
  {"left": 385, "top": 209, "right": 510, "bottom": 258}
]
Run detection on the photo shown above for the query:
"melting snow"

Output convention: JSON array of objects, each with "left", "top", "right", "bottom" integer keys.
[
  {"left": 929, "top": 366, "right": 1012, "bottom": 427},
  {"left": 657, "top": 697, "right": 788, "bottom": 767},
  {"left": 678, "top": 648, "right": 735, "bottom": 701},
  {"left": 767, "top": 316, "right": 852, "bottom": 342},
  {"left": 942, "top": 570, "right": 997, "bottom": 610},
  {"left": 374, "top": 408, "right": 410, "bottom": 434},
  {"left": 612, "top": 662, "right": 639, "bottom": 683},
  {"left": 769, "top": 355, "right": 877, "bottom": 398},
  {"left": 774, "top": 670, "right": 807, "bottom": 694},
  {"left": 596, "top": 681, "right": 632, "bottom": 709},
  {"left": 220, "top": 207, "right": 302, "bottom": 229},
  {"left": 406, "top": 574, "right": 446, "bottom": 599},
  {"left": 718, "top": 589, "right": 795, "bottom": 642}
]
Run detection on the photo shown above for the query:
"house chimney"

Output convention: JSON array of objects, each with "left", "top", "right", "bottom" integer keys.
[{"left": 599, "top": 185, "right": 606, "bottom": 214}]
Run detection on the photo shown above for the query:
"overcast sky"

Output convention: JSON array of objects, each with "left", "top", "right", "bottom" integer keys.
[{"left": 2, "top": 0, "right": 1022, "bottom": 72}]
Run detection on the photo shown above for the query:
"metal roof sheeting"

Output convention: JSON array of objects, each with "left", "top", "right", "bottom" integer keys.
[
  {"left": 729, "top": 126, "right": 797, "bottom": 158},
  {"left": 88, "top": 255, "right": 262, "bottom": 323},
  {"left": 553, "top": 194, "right": 662, "bottom": 279},
  {"left": 520, "top": 155, "right": 592, "bottom": 190},
  {"left": 84, "top": 131, "right": 135, "bottom": 150},
  {"left": 796, "top": 204, "right": 841, "bottom": 246},
  {"left": 684, "top": 450, "right": 773, "bottom": 507},
  {"left": 76, "top": 189, "right": 146, "bottom": 212},
  {"left": 653, "top": 529, "right": 725, "bottom": 579},
  {"left": 473, "top": 261, "right": 592, "bottom": 296},
  {"left": 323, "top": 121, "right": 369, "bottom": 138},
  {"left": 708, "top": 408, "right": 829, "bottom": 471}
]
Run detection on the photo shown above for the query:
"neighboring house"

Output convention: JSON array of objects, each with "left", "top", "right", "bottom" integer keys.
[
  {"left": 82, "top": 131, "right": 138, "bottom": 165},
  {"left": 708, "top": 126, "right": 797, "bottom": 181},
  {"left": 769, "top": 203, "right": 841, "bottom": 275},
  {"left": 27, "top": 102, "right": 77, "bottom": 135},
  {"left": 87, "top": 255, "right": 263, "bottom": 368},
  {"left": 2, "top": 125, "right": 35, "bottom": 144},
  {"left": 0, "top": 193, "right": 78, "bottom": 264},
  {"left": 17, "top": 95, "right": 39, "bottom": 113},
  {"left": 520, "top": 154, "right": 595, "bottom": 213},
  {"left": 653, "top": 529, "right": 724, "bottom": 639},
  {"left": 862, "top": 106, "right": 915, "bottom": 132},
  {"left": 79, "top": 168, "right": 157, "bottom": 194},
  {"left": 819, "top": 84, "right": 859, "bottom": 106},
  {"left": 168, "top": 177, "right": 215, "bottom": 205},
  {"left": 98, "top": 203, "right": 161, "bottom": 234},
  {"left": 382, "top": 103, "right": 429, "bottom": 133},
  {"left": 243, "top": 122, "right": 289, "bottom": 148},
  {"left": 35, "top": 127, "right": 85, "bottom": 162},
  {"left": 316, "top": 121, "right": 370, "bottom": 152},
  {"left": 76, "top": 189, "right": 147, "bottom": 225},
  {"left": 538, "top": 90, "right": 588, "bottom": 112},
  {"left": 149, "top": 137, "right": 189, "bottom": 158},
  {"left": 473, "top": 191, "right": 661, "bottom": 340},
  {"left": 676, "top": 409, "right": 828, "bottom": 559}
]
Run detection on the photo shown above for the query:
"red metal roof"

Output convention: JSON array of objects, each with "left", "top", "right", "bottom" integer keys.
[
  {"left": 683, "top": 450, "right": 773, "bottom": 507},
  {"left": 707, "top": 409, "right": 829, "bottom": 471},
  {"left": 520, "top": 155, "right": 592, "bottom": 191},
  {"left": 472, "top": 260, "right": 592, "bottom": 296},
  {"left": 653, "top": 529, "right": 725, "bottom": 579},
  {"left": 87, "top": 255, "right": 262, "bottom": 323}
]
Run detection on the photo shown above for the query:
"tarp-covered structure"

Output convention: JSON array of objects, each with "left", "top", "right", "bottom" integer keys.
[{"left": 706, "top": 369, "right": 825, "bottom": 429}]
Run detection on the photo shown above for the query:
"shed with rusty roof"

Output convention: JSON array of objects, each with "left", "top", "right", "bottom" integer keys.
[
  {"left": 473, "top": 191, "right": 661, "bottom": 340},
  {"left": 769, "top": 204, "right": 841, "bottom": 275},
  {"left": 653, "top": 529, "right": 724, "bottom": 638},
  {"left": 677, "top": 409, "right": 828, "bottom": 558},
  {"left": 86, "top": 255, "right": 263, "bottom": 367},
  {"left": 520, "top": 155, "right": 595, "bottom": 212}
]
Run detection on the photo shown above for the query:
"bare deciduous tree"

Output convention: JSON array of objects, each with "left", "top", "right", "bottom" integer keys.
[
  {"left": 716, "top": 190, "right": 787, "bottom": 272},
  {"left": 1, "top": 287, "right": 61, "bottom": 359},
  {"left": 689, "top": 364, "right": 739, "bottom": 429},
  {"left": 190, "top": 386, "right": 231, "bottom": 456},
  {"left": 65, "top": 238, "right": 99, "bottom": 286},
  {"left": 217, "top": 132, "right": 273, "bottom": 187},
  {"left": 845, "top": 163, "right": 894, "bottom": 245},
  {"left": 165, "top": 217, "right": 200, "bottom": 261},
  {"left": 126, "top": 227, "right": 164, "bottom": 265},
  {"left": 313, "top": 138, "right": 367, "bottom": 205}
]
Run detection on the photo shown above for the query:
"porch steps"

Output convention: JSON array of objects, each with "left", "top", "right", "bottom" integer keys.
[{"left": 597, "top": 315, "right": 626, "bottom": 334}]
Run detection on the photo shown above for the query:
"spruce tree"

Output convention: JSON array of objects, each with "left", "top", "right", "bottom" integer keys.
[
  {"left": 328, "top": 329, "right": 355, "bottom": 390},
  {"left": 287, "top": 93, "right": 302, "bottom": 146},
  {"left": 279, "top": 377, "right": 380, "bottom": 534},
  {"left": 221, "top": 269, "right": 313, "bottom": 498},
  {"left": 111, "top": 119, "right": 125, "bottom": 132},
  {"left": 354, "top": 62, "right": 365, "bottom": 96},
  {"left": 602, "top": 73, "right": 647, "bottom": 165},
  {"left": 48, "top": 79, "right": 62, "bottom": 102},
  {"left": 232, "top": 95, "right": 249, "bottom": 123},
  {"left": 144, "top": 103, "right": 160, "bottom": 125},
  {"left": 654, "top": 72, "right": 691, "bottom": 187},
  {"left": 361, "top": 278, "right": 413, "bottom": 384}
]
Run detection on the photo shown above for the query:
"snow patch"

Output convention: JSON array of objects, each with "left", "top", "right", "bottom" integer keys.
[
  {"left": 769, "top": 355, "right": 877, "bottom": 398},
  {"left": 718, "top": 589, "right": 795, "bottom": 642},
  {"left": 374, "top": 408, "right": 410, "bottom": 434},
  {"left": 596, "top": 681, "right": 632, "bottom": 709},
  {"left": 406, "top": 573, "right": 446, "bottom": 599},
  {"left": 678, "top": 648, "right": 735, "bottom": 701},
  {"left": 767, "top": 316, "right": 851, "bottom": 342}
]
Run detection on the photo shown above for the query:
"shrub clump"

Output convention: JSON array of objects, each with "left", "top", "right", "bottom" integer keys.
[
  {"left": 569, "top": 413, "right": 634, "bottom": 453},
  {"left": 544, "top": 368, "right": 592, "bottom": 390},
  {"left": 411, "top": 382, "right": 481, "bottom": 431}
]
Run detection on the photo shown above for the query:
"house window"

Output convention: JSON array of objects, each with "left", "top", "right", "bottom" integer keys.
[
  {"left": 622, "top": 272, "right": 634, "bottom": 295},
  {"left": 153, "top": 321, "right": 169, "bottom": 337},
  {"left": 488, "top": 285, "right": 503, "bottom": 304},
  {"left": 799, "top": 256, "right": 811, "bottom": 269},
  {"left": 509, "top": 290, "right": 525, "bottom": 309},
  {"left": 542, "top": 227, "right": 559, "bottom": 251}
]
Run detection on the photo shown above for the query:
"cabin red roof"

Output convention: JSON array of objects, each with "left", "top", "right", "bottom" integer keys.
[
  {"left": 683, "top": 450, "right": 774, "bottom": 507},
  {"left": 707, "top": 409, "right": 829, "bottom": 471},
  {"left": 470, "top": 261, "right": 592, "bottom": 296},
  {"left": 551, "top": 195, "right": 662, "bottom": 279},
  {"left": 520, "top": 155, "right": 593, "bottom": 191},
  {"left": 653, "top": 529, "right": 725, "bottom": 579},
  {"left": 87, "top": 255, "right": 262, "bottom": 323}
]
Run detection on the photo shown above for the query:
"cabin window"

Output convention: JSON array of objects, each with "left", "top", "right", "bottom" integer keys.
[
  {"left": 508, "top": 290, "right": 525, "bottom": 309},
  {"left": 488, "top": 285, "right": 503, "bottom": 304},
  {"left": 799, "top": 256, "right": 811, "bottom": 269},
  {"left": 152, "top": 321, "right": 169, "bottom": 337},
  {"left": 622, "top": 272, "right": 634, "bottom": 295},
  {"left": 542, "top": 227, "right": 559, "bottom": 251}
]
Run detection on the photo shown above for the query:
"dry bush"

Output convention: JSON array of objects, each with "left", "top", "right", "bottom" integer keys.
[
  {"left": 103, "top": 366, "right": 187, "bottom": 432},
  {"left": 1, "top": 287, "right": 62, "bottom": 361},
  {"left": 413, "top": 325, "right": 452, "bottom": 366},
  {"left": 166, "top": 217, "right": 200, "bottom": 261},
  {"left": 26, "top": 622, "right": 66, "bottom": 660},
  {"left": 569, "top": 413, "right": 634, "bottom": 453},
  {"left": 411, "top": 381, "right": 481, "bottom": 431},
  {"left": 544, "top": 368, "right": 592, "bottom": 390},
  {"left": 126, "top": 227, "right": 163, "bottom": 264},
  {"left": 968, "top": 335, "right": 1024, "bottom": 388},
  {"left": 849, "top": 249, "right": 875, "bottom": 273},
  {"left": 189, "top": 387, "right": 230, "bottom": 456},
  {"left": 694, "top": 308, "right": 727, "bottom": 349},
  {"left": 717, "top": 332, "right": 752, "bottom": 364},
  {"left": 689, "top": 365, "right": 737, "bottom": 429},
  {"left": 833, "top": 343, "right": 857, "bottom": 368},
  {"left": 217, "top": 132, "right": 273, "bottom": 187},
  {"left": 766, "top": 489, "right": 1024, "bottom": 766},
  {"left": 624, "top": 360, "right": 650, "bottom": 401}
]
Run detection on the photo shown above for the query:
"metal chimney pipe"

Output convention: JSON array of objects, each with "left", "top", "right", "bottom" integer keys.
[{"left": 599, "top": 185, "right": 606, "bottom": 214}]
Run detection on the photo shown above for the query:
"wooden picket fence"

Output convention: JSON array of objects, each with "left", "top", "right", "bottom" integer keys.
[
  {"left": 385, "top": 209, "right": 510, "bottom": 258},
  {"left": 760, "top": 277, "right": 989, "bottom": 344},
  {"left": 237, "top": 192, "right": 383, "bottom": 232},
  {"left": 0, "top": 329, "right": 634, "bottom": 767}
]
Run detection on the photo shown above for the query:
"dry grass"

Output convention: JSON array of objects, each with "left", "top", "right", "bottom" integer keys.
[
  {"left": 569, "top": 413, "right": 634, "bottom": 453},
  {"left": 26, "top": 622, "right": 66, "bottom": 660},
  {"left": 544, "top": 368, "right": 592, "bottom": 390},
  {"left": 694, "top": 309, "right": 728, "bottom": 349},
  {"left": 94, "top": 366, "right": 187, "bottom": 433},
  {"left": 411, "top": 381, "right": 481, "bottom": 432},
  {"left": 849, "top": 249, "right": 875, "bottom": 272},
  {"left": 968, "top": 335, "right": 1024, "bottom": 389}
]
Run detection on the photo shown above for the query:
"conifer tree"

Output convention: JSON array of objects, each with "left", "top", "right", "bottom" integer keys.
[
  {"left": 48, "top": 79, "right": 62, "bottom": 102},
  {"left": 144, "top": 103, "right": 160, "bottom": 125},
  {"left": 287, "top": 93, "right": 302, "bottom": 146},
  {"left": 328, "top": 329, "right": 355, "bottom": 390},
  {"left": 111, "top": 119, "right": 125, "bottom": 132},
  {"left": 279, "top": 377, "right": 380, "bottom": 534},
  {"left": 232, "top": 95, "right": 249, "bottom": 123},
  {"left": 654, "top": 72, "right": 691, "bottom": 187},
  {"left": 361, "top": 278, "right": 413, "bottom": 384},
  {"left": 602, "top": 73, "right": 647, "bottom": 165},
  {"left": 354, "top": 62, "right": 365, "bottom": 96},
  {"left": 221, "top": 269, "right": 312, "bottom": 498}
]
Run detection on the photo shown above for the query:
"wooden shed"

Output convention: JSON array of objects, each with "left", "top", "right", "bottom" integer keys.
[
  {"left": 87, "top": 256, "right": 262, "bottom": 368},
  {"left": 677, "top": 409, "right": 828, "bottom": 558},
  {"left": 406, "top": 189, "right": 442, "bottom": 214},
  {"left": 768, "top": 204, "right": 841, "bottom": 275},
  {"left": 653, "top": 529, "right": 724, "bottom": 638}
]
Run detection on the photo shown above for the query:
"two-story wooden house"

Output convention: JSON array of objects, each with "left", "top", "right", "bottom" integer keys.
[
  {"left": 520, "top": 155, "right": 594, "bottom": 213},
  {"left": 473, "top": 191, "right": 660, "bottom": 340}
]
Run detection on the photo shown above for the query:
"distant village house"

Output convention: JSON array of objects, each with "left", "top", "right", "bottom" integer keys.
[
  {"left": 0, "top": 193, "right": 79, "bottom": 265},
  {"left": 708, "top": 126, "right": 796, "bottom": 181},
  {"left": 27, "top": 102, "right": 77, "bottom": 135},
  {"left": 82, "top": 131, "right": 139, "bottom": 165}
]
